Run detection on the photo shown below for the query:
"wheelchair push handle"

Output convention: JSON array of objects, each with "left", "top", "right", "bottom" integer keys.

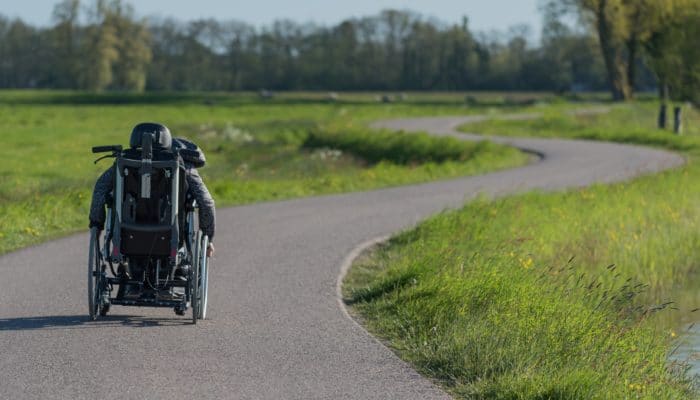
[
  {"left": 92, "top": 145, "right": 123, "bottom": 154},
  {"left": 92, "top": 145, "right": 123, "bottom": 164}
]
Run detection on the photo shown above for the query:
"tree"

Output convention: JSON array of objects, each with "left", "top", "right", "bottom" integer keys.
[
  {"left": 0, "top": 18, "right": 46, "bottom": 88},
  {"left": 439, "top": 18, "right": 479, "bottom": 90},
  {"left": 559, "top": 0, "right": 700, "bottom": 101},
  {"left": 643, "top": 1, "right": 700, "bottom": 104},
  {"left": 76, "top": 0, "right": 152, "bottom": 91},
  {"left": 570, "top": 0, "right": 635, "bottom": 100},
  {"left": 536, "top": 2, "right": 608, "bottom": 92},
  {"left": 80, "top": 0, "right": 120, "bottom": 91},
  {"left": 222, "top": 21, "right": 257, "bottom": 90},
  {"left": 110, "top": 3, "right": 151, "bottom": 91},
  {"left": 50, "top": 0, "right": 80, "bottom": 88}
]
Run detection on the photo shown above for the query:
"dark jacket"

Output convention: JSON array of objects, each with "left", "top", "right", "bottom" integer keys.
[{"left": 88, "top": 138, "right": 216, "bottom": 241}]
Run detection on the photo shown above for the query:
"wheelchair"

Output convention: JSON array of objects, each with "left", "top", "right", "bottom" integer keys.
[{"left": 87, "top": 133, "right": 209, "bottom": 323}]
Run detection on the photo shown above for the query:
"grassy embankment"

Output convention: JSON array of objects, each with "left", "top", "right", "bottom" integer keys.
[
  {"left": 344, "top": 102, "right": 700, "bottom": 398},
  {"left": 0, "top": 91, "right": 530, "bottom": 254}
]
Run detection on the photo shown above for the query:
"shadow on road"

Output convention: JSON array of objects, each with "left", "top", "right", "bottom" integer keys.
[{"left": 0, "top": 314, "right": 192, "bottom": 331}]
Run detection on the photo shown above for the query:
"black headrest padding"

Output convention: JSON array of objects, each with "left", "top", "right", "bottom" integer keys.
[{"left": 130, "top": 122, "right": 172, "bottom": 150}]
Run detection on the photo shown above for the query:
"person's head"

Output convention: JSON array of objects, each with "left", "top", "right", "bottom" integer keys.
[{"left": 130, "top": 122, "right": 172, "bottom": 151}]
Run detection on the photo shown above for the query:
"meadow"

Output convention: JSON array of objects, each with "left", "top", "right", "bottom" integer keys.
[
  {"left": 0, "top": 91, "right": 529, "bottom": 254},
  {"left": 344, "top": 102, "right": 700, "bottom": 398}
]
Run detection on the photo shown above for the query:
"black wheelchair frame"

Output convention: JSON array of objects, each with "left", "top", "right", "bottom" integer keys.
[{"left": 88, "top": 135, "right": 209, "bottom": 324}]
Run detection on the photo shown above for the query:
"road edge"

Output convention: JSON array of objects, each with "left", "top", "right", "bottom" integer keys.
[{"left": 335, "top": 235, "right": 454, "bottom": 399}]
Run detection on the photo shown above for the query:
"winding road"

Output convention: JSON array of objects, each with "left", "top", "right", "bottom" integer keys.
[{"left": 0, "top": 114, "right": 684, "bottom": 399}]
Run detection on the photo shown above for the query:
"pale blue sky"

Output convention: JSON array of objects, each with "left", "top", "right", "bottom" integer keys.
[{"left": 1, "top": 0, "right": 543, "bottom": 37}]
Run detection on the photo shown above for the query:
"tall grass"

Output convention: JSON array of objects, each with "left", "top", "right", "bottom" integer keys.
[
  {"left": 345, "top": 185, "right": 697, "bottom": 398},
  {"left": 304, "top": 128, "right": 511, "bottom": 165}
]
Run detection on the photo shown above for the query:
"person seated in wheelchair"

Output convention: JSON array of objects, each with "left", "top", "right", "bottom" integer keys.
[{"left": 89, "top": 123, "right": 216, "bottom": 300}]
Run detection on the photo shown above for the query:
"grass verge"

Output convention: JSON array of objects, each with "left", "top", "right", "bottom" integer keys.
[{"left": 344, "top": 101, "right": 700, "bottom": 398}]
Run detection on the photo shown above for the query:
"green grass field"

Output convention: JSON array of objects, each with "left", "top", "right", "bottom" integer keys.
[
  {"left": 0, "top": 91, "right": 529, "bottom": 254},
  {"left": 344, "top": 102, "right": 700, "bottom": 398}
]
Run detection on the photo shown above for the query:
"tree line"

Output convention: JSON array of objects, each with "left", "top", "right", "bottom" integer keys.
[{"left": 0, "top": 0, "right": 698, "bottom": 103}]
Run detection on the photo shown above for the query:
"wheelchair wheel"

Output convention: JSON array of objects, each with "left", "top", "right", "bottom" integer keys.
[
  {"left": 88, "top": 228, "right": 103, "bottom": 320},
  {"left": 190, "top": 265, "right": 198, "bottom": 324},
  {"left": 190, "top": 231, "right": 201, "bottom": 324},
  {"left": 197, "top": 235, "right": 210, "bottom": 320}
]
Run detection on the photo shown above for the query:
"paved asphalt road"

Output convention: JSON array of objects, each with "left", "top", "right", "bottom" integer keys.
[{"left": 0, "top": 114, "right": 684, "bottom": 399}]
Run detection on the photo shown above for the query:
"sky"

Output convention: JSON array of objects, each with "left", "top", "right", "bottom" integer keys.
[{"left": 0, "top": 0, "right": 544, "bottom": 37}]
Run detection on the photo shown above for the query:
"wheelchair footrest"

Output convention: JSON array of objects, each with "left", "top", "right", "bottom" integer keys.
[
  {"left": 110, "top": 297, "right": 186, "bottom": 308},
  {"left": 106, "top": 277, "right": 188, "bottom": 288}
]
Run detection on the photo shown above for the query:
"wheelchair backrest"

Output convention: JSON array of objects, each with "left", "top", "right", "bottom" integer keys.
[
  {"left": 111, "top": 134, "right": 188, "bottom": 261},
  {"left": 119, "top": 150, "right": 186, "bottom": 226}
]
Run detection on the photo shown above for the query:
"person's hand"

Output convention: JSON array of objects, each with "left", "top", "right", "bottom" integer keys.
[{"left": 207, "top": 242, "right": 215, "bottom": 257}]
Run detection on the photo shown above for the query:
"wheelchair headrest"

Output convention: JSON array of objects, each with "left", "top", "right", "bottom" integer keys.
[{"left": 130, "top": 122, "right": 172, "bottom": 151}]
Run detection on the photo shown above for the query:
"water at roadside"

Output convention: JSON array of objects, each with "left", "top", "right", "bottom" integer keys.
[
  {"left": 661, "top": 273, "right": 700, "bottom": 380},
  {"left": 670, "top": 321, "right": 700, "bottom": 378}
]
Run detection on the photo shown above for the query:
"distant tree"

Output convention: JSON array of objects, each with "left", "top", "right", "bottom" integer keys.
[
  {"left": 380, "top": 10, "right": 412, "bottom": 90},
  {"left": 401, "top": 19, "right": 440, "bottom": 89},
  {"left": 110, "top": 3, "right": 151, "bottom": 91},
  {"left": 75, "top": 0, "right": 152, "bottom": 91},
  {"left": 80, "top": 0, "right": 120, "bottom": 91},
  {"left": 0, "top": 18, "right": 45, "bottom": 88},
  {"left": 438, "top": 18, "right": 479, "bottom": 90},
  {"left": 221, "top": 21, "right": 256, "bottom": 90},
  {"left": 50, "top": 0, "right": 81, "bottom": 88},
  {"left": 145, "top": 18, "right": 184, "bottom": 90},
  {"left": 328, "top": 21, "right": 361, "bottom": 89}
]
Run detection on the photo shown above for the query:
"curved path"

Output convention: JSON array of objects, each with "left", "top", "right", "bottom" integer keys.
[{"left": 0, "top": 114, "right": 684, "bottom": 399}]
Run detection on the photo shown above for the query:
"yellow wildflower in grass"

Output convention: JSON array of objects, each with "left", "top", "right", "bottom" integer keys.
[
  {"left": 670, "top": 210, "right": 681, "bottom": 222},
  {"left": 627, "top": 383, "right": 645, "bottom": 391},
  {"left": 23, "top": 227, "right": 39, "bottom": 236},
  {"left": 579, "top": 189, "right": 595, "bottom": 200},
  {"left": 519, "top": 256, "right": 533, "bottom": 270}
]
